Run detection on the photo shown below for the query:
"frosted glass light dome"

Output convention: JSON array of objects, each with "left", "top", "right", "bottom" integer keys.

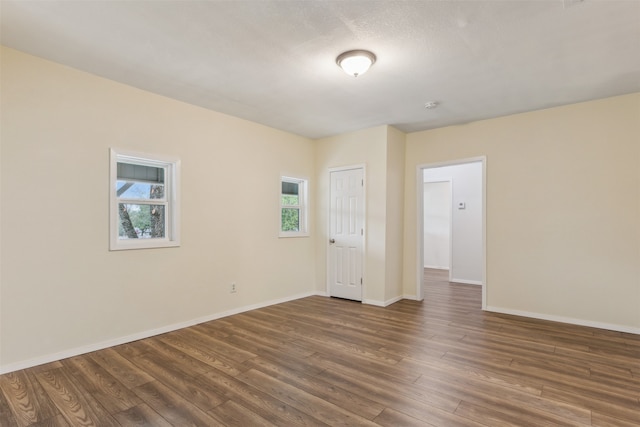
[{"left": 336, "top": 50, "right": 376, "bottom": 77}]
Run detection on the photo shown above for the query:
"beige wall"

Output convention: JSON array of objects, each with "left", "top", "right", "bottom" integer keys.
[
  {"left": 403, "top": 93, "right": 640, "bottom": 331},
  {"left": 384, "top": 126, "right": 406, "bottom": 301},
  {"left": 3, "top": 46, "right": 638, "bottom": 372},
  {"left": 314, "top": 126, "right": 388, "bottom": 303},
  {"left": 0, "top": 47, "right": 317, "bottom": 370},
  {"left": 314, "top": 125, "right": 406, "bottom": 305}
]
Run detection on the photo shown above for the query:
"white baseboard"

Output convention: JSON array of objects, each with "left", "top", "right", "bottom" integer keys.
[
  {"left": 385, "top": 295, "right": 404, "bottom": 306},
  {"left": 450, "top": 278, "right": 482, "bottom": 285},
  {"left": 0, "top": 290, "right": 320, "bottom": 375},
  {"left": 362, "top": 299, "right": 383, "bottom": 306},
  {"left": 485, "top": 306, "right": 640, "bottom": 335},
  {"left": 363, "top": 295, "right": 403, "bottom": 307},
  {"left": 424, "top": 265, "right": 449, "bottom": 270},
  {"left": 11, "top": 291, "right": 634, "bottom": 375}
]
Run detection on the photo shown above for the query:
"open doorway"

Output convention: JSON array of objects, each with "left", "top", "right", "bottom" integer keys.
[{"left": 417, "top": 157, "right": 486, "bottom": 309}]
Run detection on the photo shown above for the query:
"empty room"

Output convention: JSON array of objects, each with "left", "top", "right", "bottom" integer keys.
[{"left": 1, "top": 1, "right": 639, "bottom": 426}]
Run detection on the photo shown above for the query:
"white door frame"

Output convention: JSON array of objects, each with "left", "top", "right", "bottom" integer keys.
[
  {"left": 416, "top": 157, "right": 487, "bottom": 309},
  {"left": 326, "top": 164, "right": 366, "bottom": 299}
]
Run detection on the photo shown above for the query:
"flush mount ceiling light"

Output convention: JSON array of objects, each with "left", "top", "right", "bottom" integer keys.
[{"left": 336, "top": 50, "right": 376, "bottom": 77}]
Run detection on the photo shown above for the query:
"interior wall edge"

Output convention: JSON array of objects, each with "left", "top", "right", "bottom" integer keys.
[{"left": 362, "top": 295, "right": 403, "bottom": 307}]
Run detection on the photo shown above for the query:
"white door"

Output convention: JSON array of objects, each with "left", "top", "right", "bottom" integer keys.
[{"left": 329, "top": 168, "right": 364, "bottom": 301}]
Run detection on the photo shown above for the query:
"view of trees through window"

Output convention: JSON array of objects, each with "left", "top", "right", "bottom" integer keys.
[
  {"left": 281, "top": 194, "right": 300, "bottom": 232},
  {"left": 111, "top": 150, "right": 179, "bottom": 251},
  {"left": 117, "top": 180, "right": 165, "bottom": 239}
]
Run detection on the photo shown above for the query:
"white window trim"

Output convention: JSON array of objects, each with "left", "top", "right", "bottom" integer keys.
[
  {"left": 279, "top": 175, "right": 309, "bottom": 238},
  {"left": 110, "top": 148, "right": 181, "bottom": 250}
]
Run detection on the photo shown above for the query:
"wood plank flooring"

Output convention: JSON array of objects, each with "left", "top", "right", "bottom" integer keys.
[{"left": 1, "top": 269, "right": 639, "bottom": 426}]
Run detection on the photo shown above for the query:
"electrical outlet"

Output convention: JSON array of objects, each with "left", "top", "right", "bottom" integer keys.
[{"left": 230, "top": 282, "right": 237, "bottom": 293}]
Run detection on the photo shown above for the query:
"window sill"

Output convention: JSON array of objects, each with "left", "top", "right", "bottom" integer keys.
[
  {"left": 279, "top": 232, "right": 310, "bottom": 239},
  {"left": 109, "top": 239, "right": 180, "bottom": 251}
]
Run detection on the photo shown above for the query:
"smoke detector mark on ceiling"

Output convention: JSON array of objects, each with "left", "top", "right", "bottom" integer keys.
[
  {"left": 563, "top": 0, "right": 585, "bottom": 9},
  {"left": 424, "top": 101, "right": 439, "bottom": 110}
]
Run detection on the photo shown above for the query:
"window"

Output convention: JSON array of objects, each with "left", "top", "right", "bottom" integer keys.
[
  {"left": 110, "top": 149, "right": 180, "bottom": 250},
  {"left": 280, "top": 176, "right": 308, "bottom": 237}
]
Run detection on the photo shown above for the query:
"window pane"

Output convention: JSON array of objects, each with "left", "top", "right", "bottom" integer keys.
[
  {"left": 117, "top": 181, "right": 165, "bottom": 200},
  {"left": 279, "top": 176, "right": 307, "bottom": 237},
  {"left": 282, "top": 181, "right": 299, "bottom": 196},
  {"left": 281, "top": 194, "right": 299, "bottom": 206},
  {"left": 281, "top": 208, "right": 300, "bottom": 232},
  {"left": 118, "top": 203, "right": 165, "bottom": 239},
  {"left": 117, "top": 163, "right": 164, "bottom": 183}
]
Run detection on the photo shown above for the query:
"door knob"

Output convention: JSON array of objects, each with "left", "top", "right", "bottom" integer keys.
[{"left": 329, "top": 238, "right": 336, "bottom": 244}]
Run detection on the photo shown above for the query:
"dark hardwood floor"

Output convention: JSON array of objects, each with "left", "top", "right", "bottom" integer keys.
[{"left": 1, "top": 269, "right": 639, "bottom": 426}]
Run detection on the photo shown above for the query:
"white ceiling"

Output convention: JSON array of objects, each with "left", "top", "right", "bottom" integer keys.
[{"left": 2, "top": 0, "right": 639, "bottom": 139}]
